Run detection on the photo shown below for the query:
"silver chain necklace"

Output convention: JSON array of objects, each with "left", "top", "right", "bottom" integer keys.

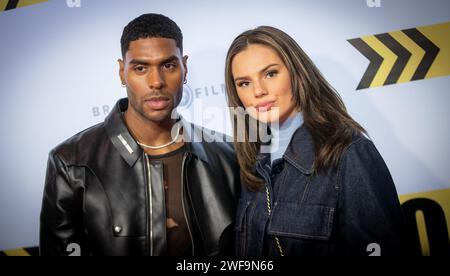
[{"left": 137, "top": 125, "right": 182, "bottom": 150}]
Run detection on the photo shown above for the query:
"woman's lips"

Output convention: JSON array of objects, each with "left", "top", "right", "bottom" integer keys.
[{"left": 255, "top": 101, "right": 275, "bottom": 112}]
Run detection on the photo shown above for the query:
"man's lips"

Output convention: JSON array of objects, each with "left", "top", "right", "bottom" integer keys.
[{"left": 145, "top": 97, "right": 171, "bottom": 110}]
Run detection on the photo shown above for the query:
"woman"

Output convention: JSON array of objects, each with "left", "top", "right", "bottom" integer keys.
[{"left": 225, "top": 26, "right": 409, "bottom": 256}]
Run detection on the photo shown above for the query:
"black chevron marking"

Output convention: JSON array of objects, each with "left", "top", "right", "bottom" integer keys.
[
  {"left": 348, "top": 38, "right": 383, "bottom": 90},
  {"left": 24, "top": 247, "right": 39, "bottom": 256},
  {"left": 375, "top": 33, "right": 412, "bottom": 85},
  {"left": 5, "top": 0, "right": 19, "bottom": 10},
  {"left": 402, "top": 28, "right": 440, "bottom": 81}
]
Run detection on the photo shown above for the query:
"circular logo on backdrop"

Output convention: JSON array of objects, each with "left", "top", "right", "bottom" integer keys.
[{"left": 179, "top": 84, "right": 193, "bottom": 108}]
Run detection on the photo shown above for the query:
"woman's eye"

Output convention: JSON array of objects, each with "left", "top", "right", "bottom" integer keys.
[
  {"left": 266, "top": 70, "right": 278, "bottom": 78},
  {"left": 237, "top": 81, "right": 250, "bottom": 88}
]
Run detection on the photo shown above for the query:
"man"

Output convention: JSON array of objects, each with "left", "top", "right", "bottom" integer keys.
[{"left": 40, "top": 14, "right": 240, "bottom": 256}]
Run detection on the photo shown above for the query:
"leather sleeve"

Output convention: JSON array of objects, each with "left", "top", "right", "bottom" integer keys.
[{"left": 40, "top": 151, "right": 84, "bottom": 256}]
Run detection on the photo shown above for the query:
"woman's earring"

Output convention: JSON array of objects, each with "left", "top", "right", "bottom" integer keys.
[
  {"left": 121, "top": 83, "right": 126, "bottom": 88},
  {"left": 183, "top": 79, "right": 187, "bottom": 85}
]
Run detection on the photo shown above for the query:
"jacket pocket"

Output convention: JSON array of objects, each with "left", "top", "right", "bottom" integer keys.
[{"left": 267, "top": 203, "right": 334, "bottom": 240}]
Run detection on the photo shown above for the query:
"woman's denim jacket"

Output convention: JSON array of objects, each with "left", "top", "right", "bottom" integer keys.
[{"left": 235, "top": 125, "right": 408, "bottom": 256}]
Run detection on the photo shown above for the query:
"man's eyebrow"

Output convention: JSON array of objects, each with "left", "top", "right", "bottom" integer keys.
[
  {"left": 160, "top": 56, "right": 179, "bottom": 64},
  {"left": 233, "top": 63, "right": 279, "bottom": 82},
  {"left": 128, "top": 56, "right": 179, "bottom": 66},
  {"left": 129, "top": 59, "right": 150, "bottom": 65}
]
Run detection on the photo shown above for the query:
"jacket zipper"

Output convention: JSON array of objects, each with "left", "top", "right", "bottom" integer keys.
[
  {"left": 181, "top": 152, "right": 195, "bottom": 255},
  {"left": 144, "top": 154, "right": 154, "bottom": 256}
]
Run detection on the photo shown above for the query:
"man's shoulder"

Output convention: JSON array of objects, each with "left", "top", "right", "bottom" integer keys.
[
  {"left": 192, "top": 125, "right": 240, "bottom": 175},
  {"left": 50, "top": 122, "right": 108, "bottom": 165},
  {"left": 191, "top": 124, "right": 235, "bottom": 153}
]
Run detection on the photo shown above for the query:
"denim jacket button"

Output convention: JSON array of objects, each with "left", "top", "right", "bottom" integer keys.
[{"left": 273, "top": 165, "right": 283, "bottom": 174}]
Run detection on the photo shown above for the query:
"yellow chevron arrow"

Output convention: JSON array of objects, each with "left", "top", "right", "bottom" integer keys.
[
  {"left": 360, "top": 35, "right": 397, "bottom": 88},
  {"left": 0, "top": 0, "right": 48, "bottom": 12},
  {"left": 17, "top": 0, "right": 48, "bottom": 9},
  {"left": 389, "top": 31, "right": 425, "bottom": 84},
  {"left": 350, "top": 21, "right": 449, "bottom": 89},
  {"left": 418, "top": 21, "right": 450, "bottom": 79},
  {"left": 2, "top": 248, "right": 31, "bottom": 256},
  {"left": 0, "top": 1, "right": 8, "bottom": 10}
]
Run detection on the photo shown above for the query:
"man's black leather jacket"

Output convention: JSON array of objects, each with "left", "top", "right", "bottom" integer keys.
[{"left": 40, "top": 98, "right": 240, "bottom": 256}]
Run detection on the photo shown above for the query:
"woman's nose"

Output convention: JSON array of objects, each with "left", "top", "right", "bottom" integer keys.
[{"left": 253, "top": 82, "right": 268, "bottom": 98}]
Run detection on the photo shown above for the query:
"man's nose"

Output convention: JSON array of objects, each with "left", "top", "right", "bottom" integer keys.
[{"left": 148, "top": 68, "right": 164, "bottom": 89}]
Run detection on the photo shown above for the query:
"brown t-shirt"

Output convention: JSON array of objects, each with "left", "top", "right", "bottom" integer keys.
[{"left": 147, "top": 145, "right": 192, "bottom": 256}]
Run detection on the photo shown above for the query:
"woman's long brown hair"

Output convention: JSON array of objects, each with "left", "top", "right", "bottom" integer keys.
[{"left": 225, "top": 26, "right": 367, "bottom": 191}]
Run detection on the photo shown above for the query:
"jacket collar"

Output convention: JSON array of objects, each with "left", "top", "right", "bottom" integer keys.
[
  {"left": 283, "top": 125, "right": 315, "bottom": 175},
  {"left": 256, "top": 124, "right": 315, "bottom": 175},
  {"left": 105, "top": 98, "right": 210, "bottom": 167}
]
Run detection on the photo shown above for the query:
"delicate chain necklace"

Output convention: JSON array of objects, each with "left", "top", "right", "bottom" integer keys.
[
  {"left": 265, "top": 186, "right": 285, "bottom": 256},
  {"left": 137, "top": 125, "right": 182, "bottom": 150}
]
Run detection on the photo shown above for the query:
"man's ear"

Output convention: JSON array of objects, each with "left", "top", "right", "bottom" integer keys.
[
  {"left": 118, "top": 58, "right": 125, "bottom": 85},
  {"left": 182, "top": 55, "right": 189, "bottom": 81}
]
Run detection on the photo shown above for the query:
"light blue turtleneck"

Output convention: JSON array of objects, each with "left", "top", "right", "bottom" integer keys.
[{"left": 268, "top": 112, "right": 304, "bottom": 165}]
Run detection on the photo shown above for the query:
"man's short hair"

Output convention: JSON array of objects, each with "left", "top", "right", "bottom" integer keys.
[{"left": 121, "top": 13, "right": 183, "bottom": 58}]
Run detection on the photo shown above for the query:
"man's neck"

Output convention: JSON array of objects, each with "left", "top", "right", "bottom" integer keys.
[{"left": 123, "top": 107, "right": 184, "bottom": 156}]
